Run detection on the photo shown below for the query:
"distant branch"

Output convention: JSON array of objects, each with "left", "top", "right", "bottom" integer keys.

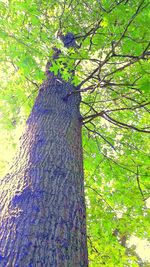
[
  {"left": 105, "top": 102, "right": 150, "bottom": 113},
  {"left": 84, "top": 124, "right": 115, "bottom": 150},
  {"left": 103, "top": 113, "right": 150, "bottom": 133},
  {"left": 82, "top": 110, "right": 150, "bottom": 133},
  {"left": 85, "top": 185, "right": 115, "bottom": 211},
  {"left": 116, "top": 0, "right": 147, "bottom": 46},
  {"left": 136, "top": 166, "right": 145, "bottom": 200}
]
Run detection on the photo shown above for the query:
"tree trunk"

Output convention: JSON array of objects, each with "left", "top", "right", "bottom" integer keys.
[{"left": 0, "top": 72, "right": 88, "bottom": 266}]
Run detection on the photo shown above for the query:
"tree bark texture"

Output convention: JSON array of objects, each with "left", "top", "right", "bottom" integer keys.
[{"left": 0, "top": 72, "right": 88, "bottom": 266}]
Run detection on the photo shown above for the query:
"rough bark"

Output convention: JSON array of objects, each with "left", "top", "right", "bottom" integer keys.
[{"left": 0, "top": 71, "right": 88, "bottom": 266}]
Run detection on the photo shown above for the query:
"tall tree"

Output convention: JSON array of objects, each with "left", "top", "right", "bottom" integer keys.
[
  {"left": 0, "top": 0, "right": 150, "bottom": 266},
  {"left": 0, "top": 36, "right": 88, "bottom": 266}
]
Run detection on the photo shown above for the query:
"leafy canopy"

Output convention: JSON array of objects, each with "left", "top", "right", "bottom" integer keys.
[{"left": 0, "top": 0, "right": 150, "bottom": 266}]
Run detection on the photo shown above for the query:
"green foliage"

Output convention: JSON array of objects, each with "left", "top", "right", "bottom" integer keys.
[{"left": 0, "top": 0, "right": 150, "bottom": 266}]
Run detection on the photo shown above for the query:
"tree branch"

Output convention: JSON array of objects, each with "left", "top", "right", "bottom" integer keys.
[
  {"left": 136, "top": 166, "right": 145, "bottom": 200},
  {"left": 84, "top": 124, "right": 115, "bottom": 150},
  {"left": 103, "top": 113, "right": 150, "bottom": 133}
]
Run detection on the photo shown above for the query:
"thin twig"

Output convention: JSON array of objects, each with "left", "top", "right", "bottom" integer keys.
[{"left": 136, "top": 166, "right": 145, "bottom": 200}]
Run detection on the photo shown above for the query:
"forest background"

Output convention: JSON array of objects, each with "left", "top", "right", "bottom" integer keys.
[{"left": 0, "top": 0, "right": 150, "bottom": 266}]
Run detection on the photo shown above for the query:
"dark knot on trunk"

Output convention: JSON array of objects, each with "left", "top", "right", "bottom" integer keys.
[{"left": 58, "top": 32, "right": 78, "bottom": 48}]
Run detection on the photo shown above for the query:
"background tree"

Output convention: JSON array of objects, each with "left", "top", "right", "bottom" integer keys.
[{"left": 0, "top": 0, "right": 150, "bottom": 266}]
